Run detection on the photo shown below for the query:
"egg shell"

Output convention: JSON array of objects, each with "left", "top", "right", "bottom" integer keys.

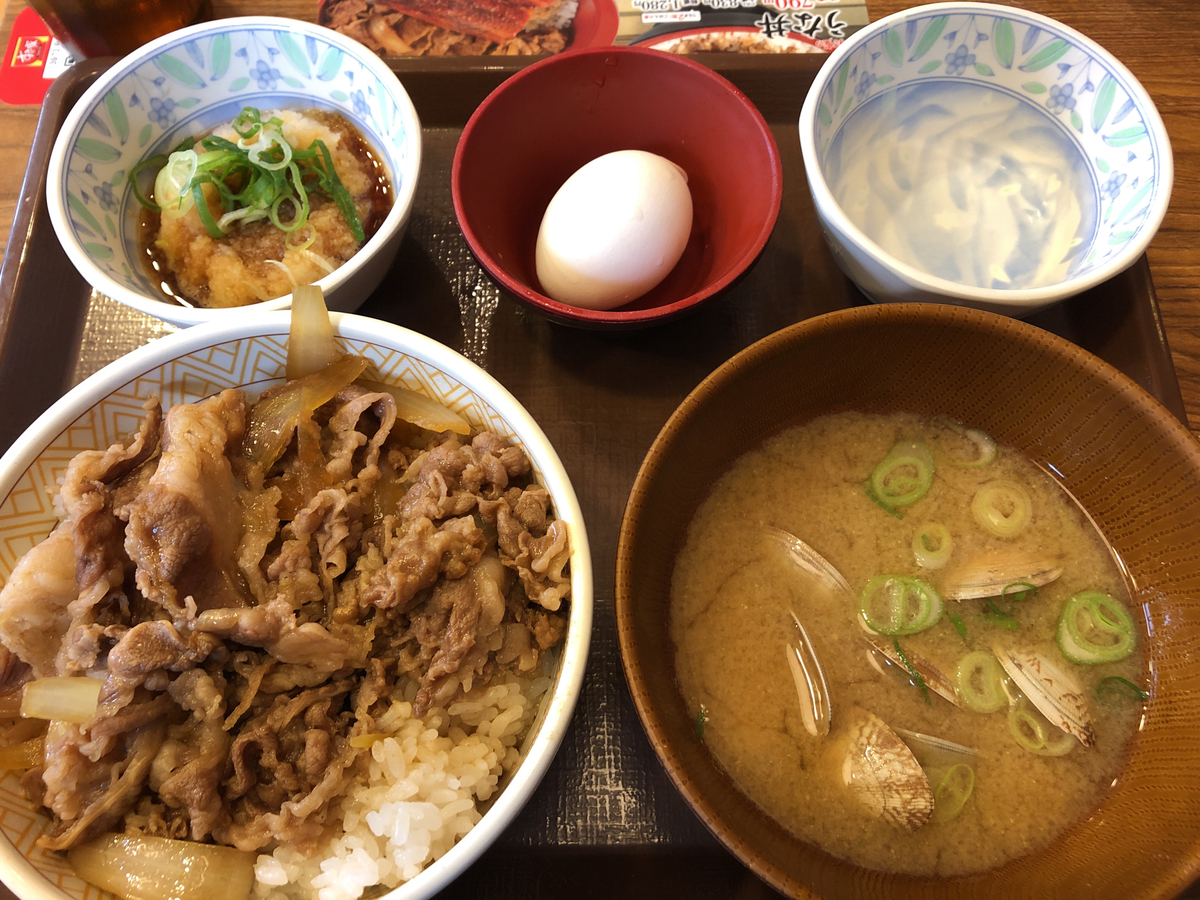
[{"left": 535, "top": 150, "right": 693, "bottom": 310}]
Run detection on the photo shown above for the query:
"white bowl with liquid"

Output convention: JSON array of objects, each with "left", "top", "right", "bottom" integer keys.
[{"left": 799, "top": 2, "right": 1173, "bottom": 315}]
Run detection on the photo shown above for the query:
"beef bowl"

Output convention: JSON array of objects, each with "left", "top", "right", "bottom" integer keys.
[
  {"left": 616, "top": 303, "right": 1200, "bottom": 899},
  {"left": 0, "top": 312, "right": 591, "bottom": 900}
]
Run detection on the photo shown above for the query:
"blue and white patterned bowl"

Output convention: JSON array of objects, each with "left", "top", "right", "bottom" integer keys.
[
  {"left": 799, "top": 2, "right": 1172, "bottom": 315},
  {"left": 47, "top": 17, "right": 422, "bottom": 327}
]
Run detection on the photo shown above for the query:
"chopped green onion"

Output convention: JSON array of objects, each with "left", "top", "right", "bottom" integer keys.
[
  {"left": 868, "top": 441, "right": 935, "bottom": 511},
  {"left": 858, "top": 575, "right": 944, "bottom": 636},
  {"left": 1096, "top": 676, "right": 1148, "bottom": 706},
  {"left": 129, "top": 153, "right": 168, "bottom": 211},
  {"left": 946, "top": 609, "right": 968, "bottom": 642},
  {"left": 955, "top": 651, "right": 1007, "bottom": 713},
  {"left": 695, "top": 704, "right": 708, "bottom": 740},
  {"left": 1056, "top": 591, "right": 1136, "bottom": 665},
  {"left": 932, "top": 764, "right": 975, "bottom": 822},
  {"left": 981, "top": 611, "right": 1020, "bottom": 631},
  {"left": 1007, "top": 702, "right": 1074, "bottom": 756},
  {"left": 912, "top": 522, "right": 953, "bottom": 569},
  {"left": 127, "top": 105, "right": 366, "bottom": 245},
  {"left": 1001, "top": 581, "right": 1037, "bottom": 602},
  {"left": 316, "top": 139, "right": 365, "bottom": 243},
  {"left": 972, "top": 480, "right": 1032, "bottom": 538},
  {"left": 892, "top": 638, "right": 931, "bottom": 705},
  {"left": 192, "top": 180, "right": 224, "bottom": 240}
]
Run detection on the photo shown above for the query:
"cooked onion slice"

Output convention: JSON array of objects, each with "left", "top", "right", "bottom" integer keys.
[
  {"left": 360, "top": 379, "right": 471, "bottom": 435},
  {"left": 243, "top": 355, "right": 367, "bottom": 471},
  {"left": 971, "top": 480, "right": 1032, "bottom": 538},
  {"left": 68, "top": 834, "right": 255, "bottom": 900},
  {"left": 286, "top": 284, "right": 336, "bottom": 380},
  {"left": 0, "top": 735, "right": 44, "bottom": 770},
  {"left": 21, "top": 677, "right": 101, "bottom": 723}
]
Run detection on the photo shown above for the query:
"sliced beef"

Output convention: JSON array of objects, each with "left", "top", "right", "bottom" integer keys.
[
  {"left": 361, "top": 515, "right": 485, "bottom": 611},
  {"left": 124, "top": 390, "right": 252, "bottom": 616},
  {"left": 0, "top": 526, "right": 77, "bottom": 677},
  {"left": 39, "top": 720, "right": 166, "bottom": 851}
]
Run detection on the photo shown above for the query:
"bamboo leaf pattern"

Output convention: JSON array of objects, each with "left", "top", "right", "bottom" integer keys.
[
  {"left": 1103, "top": 126, "right": 1148, "bottom": 147},
  {"left": 68, "top": 193, "right": 102, "bottom": 235},
  {"left": 883, "top": 28, "right": 903, "bottom": 66},
  {"left": 1092, "top": 75, "right": 1116, "bottom": 132},
  {"left": 76, "top": 138, "right": 121, "bottom": 162},
  {"left": 154, "top": 53, "right": 207, "bottom": 89},
  {"left": 104, "top": 90, "right": 128, "bottom": 144},
  {"left": 211, "top": 34, "right": 231, "bottom": 79},
  {"left": 83, "top": 242, "right": 113, "bottom": 259},
  {"left": 1021, "top": 25, "right": 1040, "bottom": 55},
  {"left": 1114, "top": 182, "right": 1153, "bottom": 224},
  {"left": 1019, "top": 38, "right": 1070, "bottom": 72},
  {"left": 908, "top": 16, "right": 947, "bottom": 61},
  {"left": 317, "top": 48, "right": 343, "bottom": 82},
  {"left": 993, "top": 18, "right": 1015, "bottom": 68},
  {"left": 277, "top": 33, "right": 311, "bottom": 78}
]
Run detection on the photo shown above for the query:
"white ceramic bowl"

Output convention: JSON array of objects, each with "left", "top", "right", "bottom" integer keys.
[
  {"left": 47, "top": 17, "right": 422, "bottom": 327},
  {"left": 0, "top": 313, "right": 592, "bottom": 900},
  {"left": 799, "top": 2, "right": 1173, "bottom": 315}
]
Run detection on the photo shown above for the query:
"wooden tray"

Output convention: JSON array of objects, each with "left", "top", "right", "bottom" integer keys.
[{"left": 0, "top": 55, "right": 1190, "bottom": 900}]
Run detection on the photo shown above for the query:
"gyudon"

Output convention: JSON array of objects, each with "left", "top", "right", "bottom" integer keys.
[{"left": 0, "top": 353, "right": 570, "bottom": 899}]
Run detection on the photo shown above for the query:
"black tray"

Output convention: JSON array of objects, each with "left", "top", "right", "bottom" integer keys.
[{"left": 0, "top": 55, "right": 1190, "bottom": 900}]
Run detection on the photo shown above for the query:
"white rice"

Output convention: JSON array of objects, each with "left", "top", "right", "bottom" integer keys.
[
  {"left": 527, "top": 0, "right": 579, "bottom": 32},
  {"left": 253, "top": 673, "right": 552, "bottom": 900}
]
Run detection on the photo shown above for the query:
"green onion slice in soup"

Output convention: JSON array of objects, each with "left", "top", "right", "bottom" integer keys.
[
  {"left": 858, "top": 575, "right": 943, "bottom": 635},
  {"left": 866, "top": 441, "right": 935, "bottom": 512},
  {"left": 932, "top": 764, "right": 976, "bottom": 822},
  {"left": 1056, "top": 591, "right": 1136, "bottom": 665},
  {"left": 955, "top": 651, "right": 1008, "bottom": 713},
  {"left": 1007, "top": 702, "right": 1075, "bottom": 756},
  {"left": 1096, "top": 676, "right": 1148, "bottom": 705}
]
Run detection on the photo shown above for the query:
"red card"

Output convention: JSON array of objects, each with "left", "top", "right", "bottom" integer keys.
[{"left": 0, "top": 6, "right": 76, "bottom": 106}]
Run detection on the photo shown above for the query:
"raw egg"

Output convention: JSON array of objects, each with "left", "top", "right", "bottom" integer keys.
[{"left": 535, "top": 150, "right": 693, "bottom": 310}]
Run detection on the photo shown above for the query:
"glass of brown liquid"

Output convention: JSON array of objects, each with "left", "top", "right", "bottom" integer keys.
[{"left": 25, "top": 0, "right": 212, "bottom": 59}]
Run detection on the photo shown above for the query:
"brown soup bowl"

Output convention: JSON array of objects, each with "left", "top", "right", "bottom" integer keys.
[{"left": 615, "top": 303, "right": 1200, "bottom": 900}]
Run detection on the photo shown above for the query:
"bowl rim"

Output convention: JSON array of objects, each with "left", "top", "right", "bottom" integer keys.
[
  {"left": 45, "top": 16, "right": 423, "bottom": 328},
  {"left": 797, "top": 1, "right": 1175, "bottom": 308},
  {"left": 0, "top": 311, "right": 593, "bottom": 900},
  {"left": 451, "top": 44, "right": 784, "bottom": 327},
  {"left": 615, "top": 301, "right": 1200, "bottom": 899}
]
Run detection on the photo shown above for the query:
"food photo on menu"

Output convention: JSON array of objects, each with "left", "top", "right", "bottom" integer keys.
[
  {"left": 0, "top": 1, "right": 1194, "bottom": 900},
  {"left": 318, "top": 0, "right": 868, "bottom": 56}
]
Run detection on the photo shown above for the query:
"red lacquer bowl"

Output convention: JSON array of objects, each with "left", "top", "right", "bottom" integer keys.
[{"left": 452, "top": 46, "right": 783, "bottom": 328}]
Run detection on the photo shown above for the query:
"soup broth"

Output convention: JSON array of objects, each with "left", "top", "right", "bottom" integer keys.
[{"left": 670, "top": 412, "right": 1143, "bottom": 876}]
